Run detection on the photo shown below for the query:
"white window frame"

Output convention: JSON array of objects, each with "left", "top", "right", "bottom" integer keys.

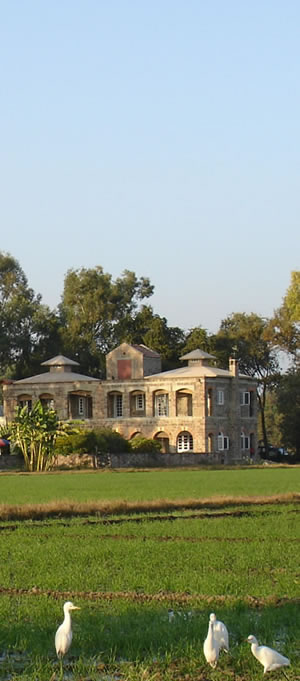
[
  {"left": 217, "top": 432, "right": 229, "bottom": 451},
  {"left": 78, "top": 397, "right": 84, "bottom": 416},
  {"left": 241, "top": 432, "right": 250, "bottom": 450},
  {"left": 240, "top": 391, "right": 250, "bottom": 406},
  {"left": 155, "top": 394, "right": 169, "bottom": 417},
  {"left": 217, "top": 389, "right": 224, "bottom": 405},
  {"left": 135, "top": 394, "right": 145, "bottom": 411},
  {"left": 177, "top": 432, "right": 193, "bottom": 452},
  {"left": 113, "top": 394, "right": 123, "bottom": 417}
]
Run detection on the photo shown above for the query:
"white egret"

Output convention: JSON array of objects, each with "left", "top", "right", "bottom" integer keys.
[
  {"left": 210, "top": 612, "right": 229, "bottom": 652},
  {"left": 55, "top": 601, "right": 80, "bottom": 676},
  {"left": 247, "top": 635, "right": 290, "bottom": 675},
  {"left": 203, "top": 615, "right": 220, "bottom": 668}
]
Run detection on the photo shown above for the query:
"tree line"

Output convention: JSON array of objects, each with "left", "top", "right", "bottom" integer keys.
[{"left": 0, "top": 252, "right": 299, "bottom": 456}]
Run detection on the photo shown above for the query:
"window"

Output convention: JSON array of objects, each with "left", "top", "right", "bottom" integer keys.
[
  {"left": 135, "top": 394, "right": 145, "bottom": 410},
  {"left": 155, "top": 393, "right": 169, "bottom": 416},
  {"left": 240, "top": 391, "right": 250, "bottom": 406},
  {"left": 241, "top": 432, "right": 250, "bottom": 450},
  {"left": 217, "top": 432, "right": 229, "bottom": 451},
  {"left": 207, "top": 388, "right": 213, "bottom": 416},
  {"left": 207, "top": 433, "right": 214, "bottom": 453},
  {"left": 78, "top": 397, "right": 84, "bottom": 416},
  {"left": 177, "top": 431, "right": 193, "bottom": 452},
  {"left": 217, "top": 389, "right": 224, "bottom": 405},
  {"left": 108, "top": 393, "right": 123, "bottom": 418},
  {"left": 19, "top": 399, "right": 32, "bottom": 411},
  {"left": 114, "top": 394, "right": 123, "bottom": 417}
]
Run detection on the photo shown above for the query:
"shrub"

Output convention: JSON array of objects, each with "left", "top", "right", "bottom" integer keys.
[
  {"left": 55, "top": 430, "right": 97, "bottom": 456},
  {"left": 129, "top": 436, "right": 162, "bottom": 453},
  {"left": 93, "top": 428, "right": 130, "bottom": 453}
]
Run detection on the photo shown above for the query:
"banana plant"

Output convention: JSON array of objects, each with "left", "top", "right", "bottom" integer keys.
[{"left": 4, "top": 400, "right": 70, "bottom": 471}]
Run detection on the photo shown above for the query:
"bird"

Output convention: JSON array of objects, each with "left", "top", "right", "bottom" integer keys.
[
  {"left": 55, "top": 601, "right": 80, "bottom": 674},
  {"left": 209, "top": 612, "right": 229, "bottom": 653},
  {"left": 203, "top": 615, "right": 220, "bottom": 668},
  {"left": 246, "top": 635, "right": 290, "bottom": 675}
]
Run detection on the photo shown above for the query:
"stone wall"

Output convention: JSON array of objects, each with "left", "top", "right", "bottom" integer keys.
[
  {"left": 55, "top": 450, "right": 231, "bottom": 469},
  {"left": 0, "top": 454, "right": 24, "bottom": 470}
]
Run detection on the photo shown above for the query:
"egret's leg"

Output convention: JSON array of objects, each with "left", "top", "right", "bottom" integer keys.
[{"left": 59, "top": 657, "right": 63, "bottom": 680}]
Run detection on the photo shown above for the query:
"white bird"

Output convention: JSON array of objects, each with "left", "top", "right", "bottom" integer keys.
[
  {"left": 55, "top": 601, "right": 80, "bottom": 660},
  {"left": 203, "top": 616, "right": 220, "bottom": 668},
  {"left": 247, "top": 635, "right": 290, "bottom": 674},
  {"left": 210, "top": 612, "right": 229, "bottom": 652}
]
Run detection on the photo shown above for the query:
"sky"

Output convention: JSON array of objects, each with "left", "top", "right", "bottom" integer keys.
[{"left": 0, "top": 0, "right": 299, "bottom": 334}]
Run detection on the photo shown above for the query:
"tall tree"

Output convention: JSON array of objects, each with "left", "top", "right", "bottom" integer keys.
[
  {"left": 181, "top": 326, "right": 212, "bottom": 355},
  {"left": 268, "top": 270, "right": 300, "bottom": 362},
  {"left": 276, "top": 369, "right": 300, "bottom": 457},
  {"left": 59, "top": 267, "right": 154, "bottom": 375},
  {"left": 215, "top": 312, "right": 280, "bottom": 454},
  {"left": 0, "top": 252, "right": 59, "bottom": 379}
]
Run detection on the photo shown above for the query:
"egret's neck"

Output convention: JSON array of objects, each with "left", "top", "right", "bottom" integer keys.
[{"left": 63, "top": 610, "right": 72, "bottom": 630}]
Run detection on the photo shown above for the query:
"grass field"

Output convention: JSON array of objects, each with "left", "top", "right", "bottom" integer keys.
[
  {"left": 0, "top": 465, "right": 299, "bottom": 505},
  {"left": 0, "top": 467, "right": 299, "bottom": 680}
]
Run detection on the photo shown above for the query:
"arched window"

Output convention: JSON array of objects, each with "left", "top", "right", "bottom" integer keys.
[
  {"left": 217, "top": 432, "right": 229, "bottom": 451},
  {"left": 153, "top": 391, "right": 169, "bottom": 417},
  {"left": 107, "top": 392, "right": 123, "bottom": 418},
  {"left": 176, "top": 390, "right": 193, "bottom": 416},
  {"left": 207, "top": 433, "right": 214, "bottom": 453},
  {"left": 177, "top": 431, "right": 193, "bottom": 452},
  {"left": 207, "top": 388, "right": 213, "bottom": 416},
  {"left": 241, "top": 431, "right": 250, "bottom": 450},
  {"left": 154, "top": 431, "right": 169, "bottom": 453},
  {"left": 130, "top": 391, "right": 145, "bottom": 416},
  {"left": 18, "top": 394, "right": 32, "bottom": 411}
]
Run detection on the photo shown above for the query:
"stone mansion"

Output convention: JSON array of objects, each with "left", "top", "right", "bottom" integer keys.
[{"left": 2, "top": 343, "right": 257, "bottom": 462}]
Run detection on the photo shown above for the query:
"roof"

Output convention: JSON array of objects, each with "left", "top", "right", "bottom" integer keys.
[
  {"left": 131, "top": 344, "right": 160, "bottom": 358},
  {"left": 180, "top": 349, "right": 216, "bottom": 361},
  {"left": 11, "top": 372, "right": 99, "bottom": 384},
  {"left": 41, "top": 355, "right": 79, "bottom": 367},
  {"left": 145, "top": 365, "right": 235, "bottom": 379}
]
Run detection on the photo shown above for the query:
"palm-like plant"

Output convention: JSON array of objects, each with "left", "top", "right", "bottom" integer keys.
[{"left": 5, "top": 400, "right": 69, "bottom": 471}]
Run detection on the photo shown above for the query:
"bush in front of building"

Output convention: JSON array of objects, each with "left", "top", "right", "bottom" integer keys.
[
  {"left": 93, "top": 428, "right": 131, "bottom": 453},
  {"left": 55, "top": 427, "right": 131, "bottom": 456},
  {"left": 129, "top": 436, "right": 162, "bottom": 454}
]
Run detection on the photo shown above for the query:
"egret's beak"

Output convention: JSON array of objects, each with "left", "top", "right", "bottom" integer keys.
[{"left": 71, "top": 606, "right": 81, "bottom": 610}]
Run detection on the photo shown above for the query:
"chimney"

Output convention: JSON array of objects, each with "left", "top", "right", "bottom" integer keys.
[{"left": 229, "top": 357, "right": 239, "bottom": 377}]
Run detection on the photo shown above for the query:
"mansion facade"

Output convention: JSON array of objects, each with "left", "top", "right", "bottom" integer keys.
[{"left": 2, "top": 343, "right": 257, "bottom": 462}]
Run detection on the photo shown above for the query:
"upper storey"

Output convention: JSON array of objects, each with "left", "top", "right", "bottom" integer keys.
[{"left": 106, "top": 343, "right": 161, "bottom": 380}]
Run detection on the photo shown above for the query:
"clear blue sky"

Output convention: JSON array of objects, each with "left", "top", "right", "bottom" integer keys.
[{"left": 0, "top": 1, "right": 299, "bottom": 333}]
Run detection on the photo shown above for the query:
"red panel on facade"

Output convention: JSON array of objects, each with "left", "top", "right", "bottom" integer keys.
[{"left": 118, "top": 359, "right": 132, "bottom": 379}]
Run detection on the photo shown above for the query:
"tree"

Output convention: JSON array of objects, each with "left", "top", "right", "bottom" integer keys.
[
  {"left": 181, "top": 326, "right": 212, "bottom": 355},
  {"left": 268, "top": 271, "right": 300, "bottom": 362},
  {"left": 276, "top": 370, "right": 300, "bottom": 457},
  {"left": 59, "top": 267, "right": 154, "bottom": 376},
  {"left": 215, "top": 313, "right": 280, "bottom": 454},
  {"left": 5, "top": 401, "right": 69, "bottom": 471},
  {"left": 0, "top": 252, "right": 60, "bottom": 379}
]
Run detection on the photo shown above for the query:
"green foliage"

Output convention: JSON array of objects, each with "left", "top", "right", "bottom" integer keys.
[
  {"left": 5, "top": 400, "right": 69, "bottom": 471},
  {"left": 276, "top": 369, "right": 300, "bottom": 456},
  {"left": 181, "top": 326, "right": 212, "bottom": 355},
  {"left": 55, "top": 427, "right": 130, "bottom": 455},
  {"left": 55, "top": 429, "right": 97, "bottom": 456},
  {"left": 268, "top": 270, "right": 300, "bottom": 360},
  {"left": 0, "top": 252, "right": 61, "bottom": 379},
  {"left": 59, "top": 267, "right": 154, "bottom": 375},
  {"left": 93, "top": 427, "right": 130, "bottom": 453},
  {"left": 129, "top": 436, "right": 162, "bottom": 453}
]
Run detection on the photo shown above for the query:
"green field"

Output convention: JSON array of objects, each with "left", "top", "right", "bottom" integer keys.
[
  {"left": 0, "top": 466, "right": 299, "bottom": 505},
  {"left": 0, "top": 468, "right": 299, "bottom": 680}
]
